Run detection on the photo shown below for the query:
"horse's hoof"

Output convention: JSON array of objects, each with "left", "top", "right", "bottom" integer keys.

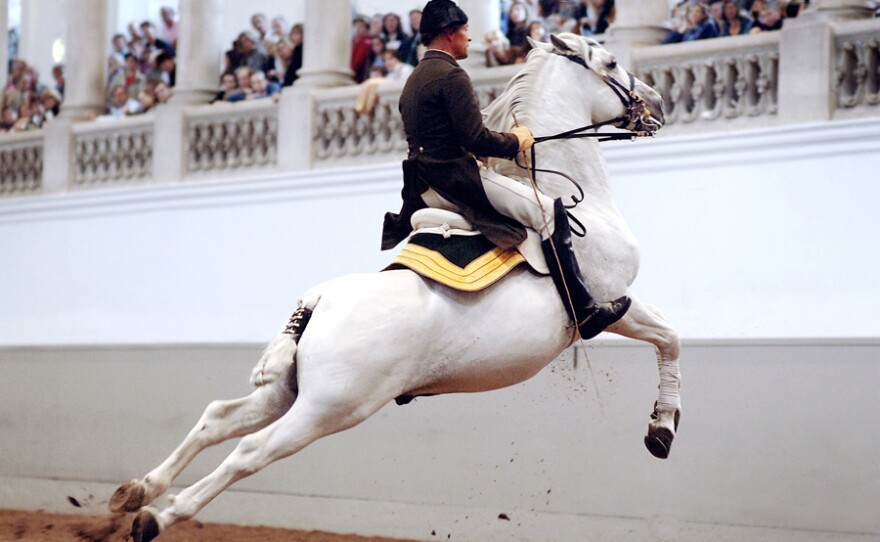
[
  {"left": 131, "top": 508, "right": 162, "bottom": 542},
  {"left": 109, "top": 481, "right": 145, "bottom": 513},
  {"left": 644, "top": 427, "right": 673, "bottom": 459},
  {"left": 644, "top": 403, "right": 680, "bottom": 459}
]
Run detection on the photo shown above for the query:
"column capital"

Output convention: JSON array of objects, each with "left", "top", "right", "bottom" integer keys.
[{"left": 802, "top": 0, "right": 876, "bottom": 21}]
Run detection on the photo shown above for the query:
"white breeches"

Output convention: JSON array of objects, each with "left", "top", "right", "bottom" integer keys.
[{"left": 421, "top": 166, "right": 556, "bottom": 238}]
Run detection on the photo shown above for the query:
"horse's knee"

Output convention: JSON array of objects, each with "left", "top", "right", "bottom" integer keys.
[{"left": 656, "top": 327, "right": 680, "bottom": 361}]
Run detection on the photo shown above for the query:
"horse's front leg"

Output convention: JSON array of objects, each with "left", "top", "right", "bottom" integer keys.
[
  {"left": 110, "top": 379, "right": 296, "bottom": 513},
  {"left": 129, "top": 389, "right": 390, "bottom": 542},
  {"left": 607, "top": 295, "right": 682, "bottom": 459}
]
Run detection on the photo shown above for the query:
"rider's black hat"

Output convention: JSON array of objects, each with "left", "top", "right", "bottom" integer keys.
[{"left": 420, "top": 0, "right": 468, "bottom": 43}]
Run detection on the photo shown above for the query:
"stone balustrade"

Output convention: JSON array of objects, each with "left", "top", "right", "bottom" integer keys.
[
  {"left": 0, "top": 15, "right": 877, "bottom": 198},
  {"left": 185, "top": 99, "right": 279, "bottom": 176},
  {"left": 0, "top": 131, "right": 43, "bottom": 196}
]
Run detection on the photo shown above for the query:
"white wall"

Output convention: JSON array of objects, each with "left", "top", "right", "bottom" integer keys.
[
  {"left": 1, "top": 340, "right": 878, "bottom": 541},
  {"left": 1, "top": 118, "right": 878, "bottom": 346}
]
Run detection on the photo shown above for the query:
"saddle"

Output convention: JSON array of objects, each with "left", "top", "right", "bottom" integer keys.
[{"left": 384, "top": 208, "right": 548, "bottom": 292}]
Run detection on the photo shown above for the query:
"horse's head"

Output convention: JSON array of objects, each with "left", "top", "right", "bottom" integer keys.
[{"left": 527, "top": 33, "right": 665, "bottom": 134}]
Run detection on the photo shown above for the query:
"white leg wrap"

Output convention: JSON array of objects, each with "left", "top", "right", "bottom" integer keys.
[{"left": 656, "top": 351, "right": 681, "bottom": 410}]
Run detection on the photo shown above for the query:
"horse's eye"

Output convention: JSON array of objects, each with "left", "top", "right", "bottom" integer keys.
[{"left": 608, "top": 61, "right": 618, "bottom": 70}]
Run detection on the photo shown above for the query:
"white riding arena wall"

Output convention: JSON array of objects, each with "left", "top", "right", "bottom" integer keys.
[{"left": 1, "top": 118, "right": 879, "bottom": 540}]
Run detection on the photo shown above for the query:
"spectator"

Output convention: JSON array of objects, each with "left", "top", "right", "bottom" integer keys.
[
  {"left": 270, "top": 16, "right": 291, "bottom": 43},
  {"left": 382, "top": 12, "right": 410, "bottom": 52},
  {"left": 139, "top": 21, "right": 175, "bottom": 55},
  {"left": 127, "top": 22, "right": 146, "bottom": 58},
  {"left": 283, "top": 24, "right": 304, "bottom": 87},
  {"left": 709, "top": 1, "right": 725, "bottom": 29},
  {"left": 247, "top": 71, "right": 280, "bottom": 100},
  {"left": 369, "top": 13, "right": 385, "bottom": 37},
  {"left": 355, "top": 65, "right": 387, "bottom": 116},
  {"left": 251, "top": 13, "right": 270, "bottom": 41},
  {"left": 224, "top": 66, "right": 255, "bottom": 101},
  {"left": 399, "top": 9, "right": 422, "bottom": 66},
  {"left": 720, "top": 0, "right": 753, "bottom": 36},
  {"left": 0, "top": 105, "right": 18, "bottom": 132},
  {"left": 105, "top": 84, "right": 144, "bottom": 118},
  {"left": 352, "top": 16, "right": 374, "bottom": 83},
  {"left": 662, "top": 4, "right": 720, "bottom": 43},
  {"left": 151, "top": 51, "right": 176, "bottom": 86},
  {"left": 506, "top": 2, "right": 531, "bottom": 51},
  {"left": 382, "top": 49, "right": 413, "bottom": 81},
  {"left": 214, "top": 72, "right": 239, "bottom": 102},
  {"left": 225, "top": 31, "right": 272, "bottom": 75},
  {"left": 40, "top": 87, "right": 62, "bottom": 119},
  {"left": 485, "top": 29, "right": 514, "bottom": 66},
  {"left": 751, "top": 5, "right": 784, "bottom": 32},
  {"left": 153, "top": 81, "right": 173, "bottom": 104},
  {"left": 108, "top": 53, "right": 146, "bottom": 101},
  {"left": 106, "top": 54, "right": 124, "bottom": 93},
  {"left": 575, "top": 0, "right": 616, "bottom": 36},
  {"left": 369, "top": 36, "right": 387, "bottom": 71},
  {"left": 110, "top": 33, "right": 130, "bottom": 60},
  {"left": 136, "top": 85, "right": 156, "bottom": 112},
  {"left": 158, "top": 6, "right": 179, "bottom": 48}
]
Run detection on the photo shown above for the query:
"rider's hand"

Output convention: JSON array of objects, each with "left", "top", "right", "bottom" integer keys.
[{"left": 511, "top": 126, "right": 535, "bottom": 152}]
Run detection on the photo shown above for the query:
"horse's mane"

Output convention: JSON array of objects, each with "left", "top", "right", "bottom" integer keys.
[{"left": 482, "top": 47, "right": 554, "bottom": 133}]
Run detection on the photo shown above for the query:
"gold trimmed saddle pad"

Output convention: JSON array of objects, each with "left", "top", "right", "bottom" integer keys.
[{"left": 385, "top": 233, "right": 526, "bottom": 292}]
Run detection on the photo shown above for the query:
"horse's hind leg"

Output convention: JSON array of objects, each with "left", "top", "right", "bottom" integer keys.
[
  {"left": 130, "top": 391, "right": 388, "bottom": 542},
  {"left": 607, "top": 295, "right": 682, "bottom": 459},
  {"left": 110, "top": 380, "right": 296, "bottom": 513}
]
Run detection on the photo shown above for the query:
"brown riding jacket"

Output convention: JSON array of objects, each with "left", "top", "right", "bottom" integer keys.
[{"left": 381, "top": 50, "right": 526, "bottom": 250}]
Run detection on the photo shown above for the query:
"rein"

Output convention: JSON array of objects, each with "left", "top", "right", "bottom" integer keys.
[{"left": 515, "top": 53, "right": 656, "bottom": 236}]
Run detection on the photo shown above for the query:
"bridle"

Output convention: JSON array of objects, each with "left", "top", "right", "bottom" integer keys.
[{"left": 514, "top": 50, "right": 660, "bottom": 235}]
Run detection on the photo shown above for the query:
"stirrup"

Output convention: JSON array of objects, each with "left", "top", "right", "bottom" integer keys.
[{"left": 577, "top": 296, "right": 631, "bottom": 340}]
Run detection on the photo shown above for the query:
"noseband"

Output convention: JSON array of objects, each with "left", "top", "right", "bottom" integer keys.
[{"left": 515, "top": 51, "right": 658, "bottom": 235}]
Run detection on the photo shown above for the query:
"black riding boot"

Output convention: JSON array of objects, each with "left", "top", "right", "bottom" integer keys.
[{"left": 541, "top": 198, "right": 631, "bottom": 340}]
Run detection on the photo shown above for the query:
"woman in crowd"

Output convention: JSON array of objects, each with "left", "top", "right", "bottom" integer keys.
[
  {"left": 283, "top": 24, "right": 304, "bottom": 87},
  {"left": 662, "top": 3, "right": 719, "bottom": 43},
  {"left": 720, "top": 0, "right": 753, "bottom": 36},
  {"left": 381, "top": 12, "right": 410, "bottom": 52},
  {"left": 506, "top": 2, "right": 531, "bottom": 51}
]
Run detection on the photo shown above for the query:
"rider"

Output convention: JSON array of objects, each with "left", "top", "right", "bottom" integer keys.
[{"left": 381, "top": 0, "right": 630, "bottom": 340}]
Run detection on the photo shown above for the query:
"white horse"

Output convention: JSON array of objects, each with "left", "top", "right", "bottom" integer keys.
[{"left": 111, "top": 33, "right": 681, "bottom": 542}]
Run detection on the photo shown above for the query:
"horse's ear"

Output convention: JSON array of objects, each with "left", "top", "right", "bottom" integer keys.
[
  {"left": 549, "top": 34, "right": 573, "bottom": 53},
  {"left": 527, "top": 36, "right": 553, "bottom": 52}
]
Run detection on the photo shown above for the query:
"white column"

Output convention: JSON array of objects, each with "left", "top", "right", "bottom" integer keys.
[
  {"left": 170, "top": 0, "right": 224, "bottom": 105},
  {"left": 294, "top": 0, "right": 353, "bottom": 88},
  {"left": 458, "top": 0, "right": 500, "bottom": 69},
  {"left": 808, "top": 0, "right": 876, "bottom": 20},
  {"left": 603, "top": 0, "right": 668, "bottom": 67},
  {"left": 59, "top": 0, "right": 107, "bottom": 118},
  {"left": 777, "top": 0, "right": 874, "bottom": 124},
  {"left": 0, "top": 0, "right": 7, "bottom": 93},
  {"left": 276, "top": 0, "right": 353, "bottom": 171}
]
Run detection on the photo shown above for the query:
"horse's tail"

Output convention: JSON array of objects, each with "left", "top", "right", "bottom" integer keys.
[{"left": 249, "top": 291, "right": 321, "bottom": 389}]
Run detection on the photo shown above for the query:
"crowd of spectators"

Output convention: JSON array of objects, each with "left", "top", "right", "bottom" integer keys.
[
  {"left": 484, "top": 0, "right": 616, "bottom": 66},
  {"left": 6, "top": 0, "right": 879, "bottom": 130},
  {"left": 662, "top": 0, "right": 808, "bottom": 44},
  {"left": 213, "top": 13, "right": 303, "bottom": 103},
  {"left": 97, "top": 6, "right": 178, "bottom": 119},
  {"left": 351, "top": 9, "right": 422, "bottom": 83},
  {"left": 1, "top": 57, "right": 64, "bottom": 134}
]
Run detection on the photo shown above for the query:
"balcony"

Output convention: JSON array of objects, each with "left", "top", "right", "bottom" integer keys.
[{"left": 1, "top": 13, "right": 878, "bottom": 199}]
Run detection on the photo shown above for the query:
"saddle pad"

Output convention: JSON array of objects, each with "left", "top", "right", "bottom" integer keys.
[{"left": 385, "top": 233, "right": 526, "bottom": 292}]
